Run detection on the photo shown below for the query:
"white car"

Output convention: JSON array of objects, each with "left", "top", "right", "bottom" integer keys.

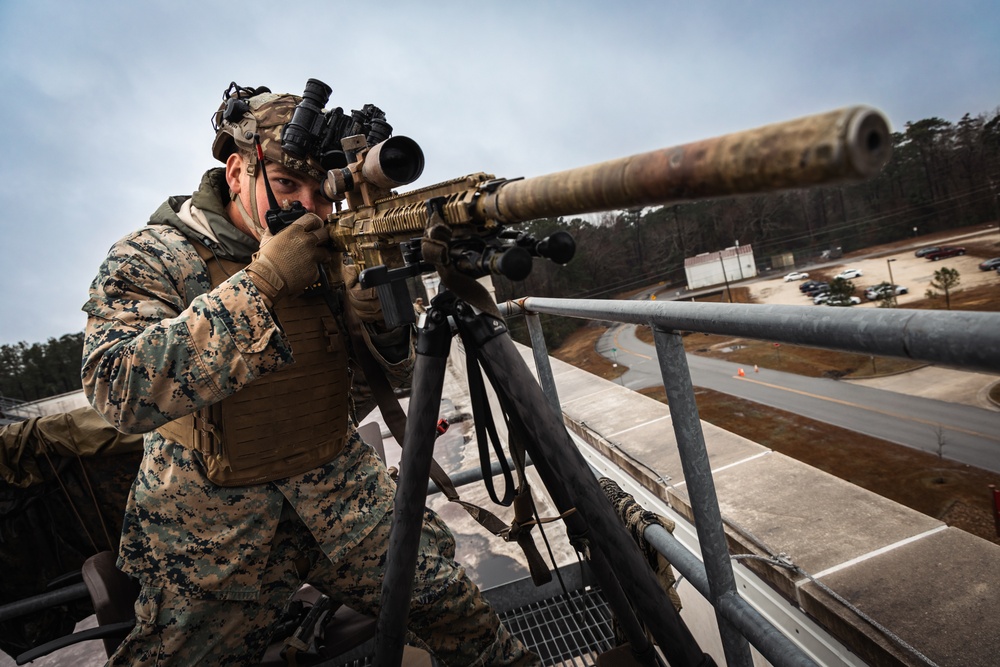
[
  {"left": 835, "top": 268, "right": 863, "bottom": 280},
  {"left": 826, "top": 295, "right": 862, "bottom": 307},
  {"left": 783, "top": 271, "right": 809, "bottom": 281},
  {"left": 865, "top": 283, "right": 909, "bottom": 300}
]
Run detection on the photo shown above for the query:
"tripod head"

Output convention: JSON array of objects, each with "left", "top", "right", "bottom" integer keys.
[{"left": 359, "top": 197, "right": 576, "bottom": 329}]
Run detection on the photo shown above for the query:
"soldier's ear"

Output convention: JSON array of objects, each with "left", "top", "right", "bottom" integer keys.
[{"left": 225, "top": 153, "right": 245, "bottom": 196}]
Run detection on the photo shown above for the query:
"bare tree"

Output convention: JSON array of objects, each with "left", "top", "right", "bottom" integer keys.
[{"left": 926, "top": 267, "right": 961, "bottom": 309}]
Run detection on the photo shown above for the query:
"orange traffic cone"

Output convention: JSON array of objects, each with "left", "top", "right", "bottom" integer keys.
[{"left": 737, "top": 368, "right": 745, "bottom": 377}]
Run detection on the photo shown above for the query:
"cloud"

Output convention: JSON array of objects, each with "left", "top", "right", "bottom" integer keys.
[{"left": 1, "top": 0, "right": 998, "bottom": 344}]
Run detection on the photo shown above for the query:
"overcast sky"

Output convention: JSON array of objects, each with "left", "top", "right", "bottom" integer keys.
[{"left": 1, "top": 1, "right": 998, "bottom": 346}]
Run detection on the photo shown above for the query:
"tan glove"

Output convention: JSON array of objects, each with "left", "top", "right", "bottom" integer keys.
[
  {"left": 341, "top": 262, "right": 384, "bottom": 324},
  {"left": 246, "top": 214, "right": 332, "bottom": 304}
]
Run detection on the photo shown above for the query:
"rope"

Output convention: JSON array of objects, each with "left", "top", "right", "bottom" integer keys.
[
  {"left": 39, "top": 447, "right": 103, "bottom": 554},
  {"left": 75, "top": 455, "right": 116, "bottom": 552}
]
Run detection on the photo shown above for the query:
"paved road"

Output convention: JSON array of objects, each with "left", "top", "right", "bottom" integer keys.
[{"left": 597, "top": 323, "right": 1000, "bottom": 474}]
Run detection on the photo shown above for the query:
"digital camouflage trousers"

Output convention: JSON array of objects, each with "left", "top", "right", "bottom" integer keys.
[{"left": 107, "top": 505, "right": 540, "bottom": 666}]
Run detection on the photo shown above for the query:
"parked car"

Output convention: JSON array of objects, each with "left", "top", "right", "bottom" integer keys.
[
  {"left": 799, "top": 280, "right": 825, "bottom": 293},
  {"left": 784, "top": 271, "right": 809, "bottom": 281},
  {"left": 978, "top": 257, "right": 1000, "bottom": 271},
  {"left": 835, "top": 268, "right": 863, "bottom": 280},
  {"left": 813, "top": 292, "right": 831, "bottom": 305},
  {"left": 826, "top": 295, "right": 861, "bottom": 307},
  {"left": 914, "top": 246, "right": 941, "bottom": 257},
  {"left": 865, "top": 283, "right": 909, "bottom": 300},
  {"left": 924, "top": 246, "right": 965, "bottom": 260},
  {"left": 803, "top": 282, "right": 829, "bottom": 296}
]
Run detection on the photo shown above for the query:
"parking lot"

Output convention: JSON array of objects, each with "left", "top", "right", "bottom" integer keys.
[{"left": 750, "top": 229, "right": 1000, "bottom": 307}]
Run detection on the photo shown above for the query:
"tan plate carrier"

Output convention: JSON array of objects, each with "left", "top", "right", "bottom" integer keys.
[{"left": 157, "top": 242, "right": 350, "bottom": 486}]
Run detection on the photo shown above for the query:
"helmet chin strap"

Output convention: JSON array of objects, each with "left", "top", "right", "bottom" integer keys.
[{"left": 236, "top": 168, "right": 269, "bottom": 241}]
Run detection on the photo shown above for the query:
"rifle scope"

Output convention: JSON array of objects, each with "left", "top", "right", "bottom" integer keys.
[{"left": 362, "top": 136, "right": 425, "bottom": 189}]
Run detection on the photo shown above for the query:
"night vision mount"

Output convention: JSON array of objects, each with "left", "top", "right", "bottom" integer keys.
[{"left": 280, "top": 78, "right": 392, "bottom": 171}]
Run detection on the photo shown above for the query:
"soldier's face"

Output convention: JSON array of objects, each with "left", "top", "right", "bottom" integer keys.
[{"left": 226, "top": 153, "right": 332, "bottom": 240}]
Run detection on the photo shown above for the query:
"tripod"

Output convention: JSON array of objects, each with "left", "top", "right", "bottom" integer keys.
[{"left": 371, "top": 289, "right": 714, "bottom": 667}]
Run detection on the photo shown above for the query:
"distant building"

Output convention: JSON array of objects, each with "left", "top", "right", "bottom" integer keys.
[
  {"left": 1, "top": 389, "right": 88, "bottom": 422},
  {"left": 771, "top": 252, "right": 796, "bottom": 270},
  {"left": 684, "top": 245, "right": 757, "bottom": 290}
]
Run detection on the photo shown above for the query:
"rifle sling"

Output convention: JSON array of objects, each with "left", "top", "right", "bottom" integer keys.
[
  {"left": 463, "top": 341, "right": 516, "bottom": 507},
  {"left": 458, "top": 324, "right": 553, "bottom": 586}
]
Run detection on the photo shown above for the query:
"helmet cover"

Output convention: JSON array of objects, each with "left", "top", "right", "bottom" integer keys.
[{"left": 211, "top": 85, "right": 327, "bottom": 183}]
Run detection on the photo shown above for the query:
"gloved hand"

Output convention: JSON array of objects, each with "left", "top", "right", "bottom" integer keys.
[
  {"left": 340, "top": 262, "right": 384, "bottom": 325},
  {"left": 246, "top": 214, "right": 332, "bottom": 304}
]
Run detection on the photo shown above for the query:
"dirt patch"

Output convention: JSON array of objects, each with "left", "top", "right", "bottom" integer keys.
[{"left": 551, "top": 323, "right": 627, "bottom": 382}]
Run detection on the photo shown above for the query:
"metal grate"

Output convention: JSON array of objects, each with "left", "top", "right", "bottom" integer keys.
[
  {"left": 329, "top": 586, "right": 616, "bottom": 667},
  {"left": 499, "top": 586, "right": 616, "bottom": 667}
]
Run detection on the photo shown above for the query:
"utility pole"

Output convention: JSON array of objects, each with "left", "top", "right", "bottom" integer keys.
[
  {"left": 718, "top": 252, "right": 732, "bottom": 302},
  {"left": 886, "top": 258, "right": 898, "bottom": 306}
]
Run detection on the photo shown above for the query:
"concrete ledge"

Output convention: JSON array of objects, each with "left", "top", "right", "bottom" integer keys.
[
  {"left": 799, "top": 526, "right": 1000, "bottom": 667},
  {"left": 708, "top": 453, "right": 943, "bottom": 601}
]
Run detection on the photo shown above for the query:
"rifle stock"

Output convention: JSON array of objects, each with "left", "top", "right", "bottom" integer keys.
[{"left": 325, "top": 105, "right": 891, "bottom": 274}]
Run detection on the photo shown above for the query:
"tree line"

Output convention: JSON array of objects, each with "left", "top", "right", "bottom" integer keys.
[
  {"left": 0, "top": 333, "right": 85, "bottom": 404},
  {"left": 494, "top": 106, "right": 1000, "bottom": 346}
]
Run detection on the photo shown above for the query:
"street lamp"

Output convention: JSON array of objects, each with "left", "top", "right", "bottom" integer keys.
[
  {"left": 886, "top": 258, "right": 897, "bottom": 306},
  {"left": 718, "top": 252, "right": 732, "bottom": 303}
]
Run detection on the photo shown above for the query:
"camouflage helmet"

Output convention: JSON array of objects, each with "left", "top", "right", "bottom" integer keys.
[{"left": 211, "top": 83, "right": 328, "bottom": 183}]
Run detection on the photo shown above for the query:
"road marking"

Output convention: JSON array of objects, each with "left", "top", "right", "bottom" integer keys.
[
  {"left": 736, "top": 375, "right": 1000, "bottom": 442},
  {"left": 613, "top": 327, "right": 652, "bottom": 360},
  {"left": 608, "top": 326, "right": 998, "bottom": 442}
]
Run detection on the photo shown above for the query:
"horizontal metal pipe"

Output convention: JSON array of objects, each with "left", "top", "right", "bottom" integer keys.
[
  {"left": 508, "top": 298, "right": 1000, "bottom": 374},
  {"left": 0, "top": 582, "right": 89, "bottom": 623},
  {"left": 427, "top": 457, "right": 532, "bottom": 495},
  {"left": 645, "top": 525, "right": 818, "bottom": 667}
]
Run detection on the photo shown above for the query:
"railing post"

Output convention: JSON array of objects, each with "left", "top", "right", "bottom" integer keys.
[
  {"left": 523, "top": 310, "right": 562, "bottom": 417},
  {"left": 652, "top": 325, "right": 754, "bottom": 667}
]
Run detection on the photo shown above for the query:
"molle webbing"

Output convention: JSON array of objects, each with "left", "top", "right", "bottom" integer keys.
[{"left": 157, "top": 240, "right": 350, "bottom": 486}]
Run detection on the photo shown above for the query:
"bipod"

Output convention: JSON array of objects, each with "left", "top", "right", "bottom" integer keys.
[{"left": 372, "top": 290, "right": 715, "bottom": 667}]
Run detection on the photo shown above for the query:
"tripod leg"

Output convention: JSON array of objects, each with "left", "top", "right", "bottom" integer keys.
[
  {"left": 587, "top": 542, "right": 663, "bottom": 667},
  {"left": 373, "top": 309, "right": 453, "bottom": 667},
  {"left": 470, "top": 323, "right": 713, "bottom": 667}
]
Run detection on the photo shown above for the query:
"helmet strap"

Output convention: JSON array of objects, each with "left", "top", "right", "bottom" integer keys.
[{"left": 234, "top": 166, "right": 268, "bottom": 241}]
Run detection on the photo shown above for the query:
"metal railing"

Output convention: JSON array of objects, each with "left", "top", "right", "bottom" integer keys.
[{"left": 501, "top": 297, "right": 1000, "bottom": 667}]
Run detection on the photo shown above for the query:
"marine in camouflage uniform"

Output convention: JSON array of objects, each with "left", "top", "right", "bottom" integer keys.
[{"left": 82, "top": 84, "right": 538, "bottom": 666}]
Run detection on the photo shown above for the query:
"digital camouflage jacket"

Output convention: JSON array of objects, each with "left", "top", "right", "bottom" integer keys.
[{"left": 82, "top": 169, "right": 406, "bottom": 600}]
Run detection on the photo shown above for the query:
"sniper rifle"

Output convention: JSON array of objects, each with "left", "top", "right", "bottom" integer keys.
[{"left": 279, "top": 82, "right": 892, "bottom": 326}]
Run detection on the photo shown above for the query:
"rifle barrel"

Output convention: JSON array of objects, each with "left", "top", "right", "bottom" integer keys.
[{"left": 474, "top": 105, "right": 890, "bottom": 224}]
